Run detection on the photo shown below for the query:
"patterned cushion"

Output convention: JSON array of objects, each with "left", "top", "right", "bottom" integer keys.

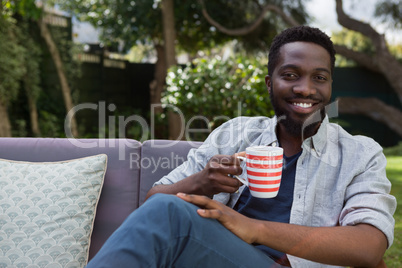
[{"left": 0, "top": 154, "right": 107, "bottom": 268}]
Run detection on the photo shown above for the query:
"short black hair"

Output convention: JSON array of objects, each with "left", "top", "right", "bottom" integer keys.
[{"left": 268, "top": 26, "right": 336, "bottom": 76}]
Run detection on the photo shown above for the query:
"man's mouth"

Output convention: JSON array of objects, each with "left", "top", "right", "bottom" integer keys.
[
  {"left": 292, "top": 102, "right": 313, "bottom": 108},
  {"left": 287, "top": 99, "right": 321, "bottom": 114}
]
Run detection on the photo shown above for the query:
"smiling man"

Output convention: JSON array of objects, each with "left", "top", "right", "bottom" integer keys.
[
  {"left": 266, "top": 38, "right": 334, "bottom": 156},
  {"left": 87, "top": 26, "right": 396, "bottom": 268}
]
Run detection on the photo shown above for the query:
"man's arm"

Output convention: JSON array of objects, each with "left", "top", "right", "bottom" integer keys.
[
  {"left": 177, "top": 193, "right": 387, "bottom": 267},
  {"left": 252, "top": 221, "right": 386, "bottom": 267},
  {"left": 145, "top": 153, "right": 245, "bottom": 200}
]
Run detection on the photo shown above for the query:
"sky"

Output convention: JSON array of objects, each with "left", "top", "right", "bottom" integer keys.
[
  {"left": 72, "top": 17, "right": 101, "bottom": 44},
  {"left": 72, "top": 0, "right": 402, "bottom": 45}
]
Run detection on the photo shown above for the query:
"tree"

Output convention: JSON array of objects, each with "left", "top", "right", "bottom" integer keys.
[
  {"left": 160, "top": 0, "right": 183, "bottom": 140},
  {"left": 53, "top": 0, "right": 309, "bottom": 139},
  {"left": 0, "top": 14, "right": 25, "bottom": 136},
  {"left": 374, "top": 0, "right": 402, "bottom": 29},
  {"left": 0, "top": 0, "right": 79, "bottom": 137},
  {"left": 331, "top": 29, "right": 376, "bottom": 67},
  {"left": 20, "top": 21, "right": 42, "bottom": 136},
  {"left": 199, "top": 0, "right": 402, "bottom": 138},
  {"left": 334, "top": 0, "right": 402, "bottom": 138},
  {"left": 37, "top": 15, "right": 78, "bottom": 137}
]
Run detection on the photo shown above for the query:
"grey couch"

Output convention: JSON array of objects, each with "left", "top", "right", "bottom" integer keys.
[{"left": 0, "top": 138, "right": 202, "bottom": 261}]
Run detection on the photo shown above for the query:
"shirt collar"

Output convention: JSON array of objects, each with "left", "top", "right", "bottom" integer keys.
[
  {"left": 260, "top": 116, "right": 279, "bottom": 147},
  {"left": 307, "top": 115, "right": 329, "bottom": 156},
  {"left": 264, "top": 115, "right": 329, "bottom": 155}
]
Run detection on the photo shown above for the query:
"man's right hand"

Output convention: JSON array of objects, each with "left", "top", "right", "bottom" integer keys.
[
  {"left": 192, "top": 153, "right": 244, "bottom": 196},
  {"left": 146, "top": 152, "right": 245, "bottom": 200}
]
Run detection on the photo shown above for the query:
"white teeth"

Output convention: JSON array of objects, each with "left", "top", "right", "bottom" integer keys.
[{"left": 293, "top": 103, "right": 312, "bottom": 108}]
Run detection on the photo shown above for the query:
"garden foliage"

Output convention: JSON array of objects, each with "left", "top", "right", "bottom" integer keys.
[{"left": 163, "top": 55, "right": 274, "bottom": 140}]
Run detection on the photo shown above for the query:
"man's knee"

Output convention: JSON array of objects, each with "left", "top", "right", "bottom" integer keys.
[
  {"left": 145, "top": 193, "right": 188, "bottom": 209},
  {"left": 141, "top": 193, "right": 197, "bottom": 218},
  {"left": 132, "top": 193, "right": 203, "bottom": 238},
  {"left": 146, "top": 193, "right": 180, "bottom": 203}
]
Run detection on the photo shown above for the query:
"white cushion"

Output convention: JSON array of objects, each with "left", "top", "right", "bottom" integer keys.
[{"left": 0, "top": 154, "right": 107, "bottom": 268}]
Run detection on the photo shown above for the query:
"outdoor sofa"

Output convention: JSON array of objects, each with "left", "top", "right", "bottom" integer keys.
[{"left": 0, "top": 138, "right": 201, "bottom": 267}]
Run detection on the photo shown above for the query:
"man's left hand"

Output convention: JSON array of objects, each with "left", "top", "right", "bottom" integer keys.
[{"left": 176, "top": 193, "right": 260, "bottom": 244}]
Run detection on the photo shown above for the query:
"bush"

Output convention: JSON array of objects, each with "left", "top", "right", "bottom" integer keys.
[
  {"left": 163, "top": 55, "right": 274, "bottom": 140},
  {"left": 383, "top": 142, "right": 402, "bottom": 156}
]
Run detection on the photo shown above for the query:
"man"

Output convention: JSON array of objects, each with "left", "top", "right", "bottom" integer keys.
[{"left": 87, "top": 26, "right": 396, "bottom": 267}]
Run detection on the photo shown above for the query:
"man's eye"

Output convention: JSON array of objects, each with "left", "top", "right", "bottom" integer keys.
[
  {"left": 282, "top": 73, "right": 297, "bottom": 79},
  {"left": 316, "top": 75, "right": 327, "bottom": 81}
]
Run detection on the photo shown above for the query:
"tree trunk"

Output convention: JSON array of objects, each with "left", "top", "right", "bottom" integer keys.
[
  {"left": 162, "top": 0, "right": 177, "bottom": 68},
  {"left": 149, "top": 44, "right": 166, "bottom": 113},
  {"left": 337, "top": 97, "right": 402, "bottom": 137},
  {"left": 26, "top": 91, "right": 41, "bottom": 136},
  {"left": 335, "top": 0, "right": 402, "bottom": 104},
  {"left": 161, "top": 0, "right": 184, "bottom": 140},
  {"left": 149, "top": 44, "right": 168, "bottom": 138},
  {"left": 0, "top": 100, "right": 12, "bottom": 137},
  {"left": 198, "top": 0, "right": 299, "bottom": 35},
  {"left": 37, "top": 18, "right": 78, "bottom": 137}
]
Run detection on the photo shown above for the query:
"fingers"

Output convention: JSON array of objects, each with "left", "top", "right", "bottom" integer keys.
[
  {"left": 177, "top": 192, "right": 219, "bottom": 209},
  {"left": 210, "top": 154, "right": 242, "bottom": 167},
  {"left": 234, "top": 151, "right": 246, "bottom": 159},
  {"left": 208, "top": 154, "right": 244, "bottom": 193},
  {"left": 176, "top": 193, "right": 223, "bottom": 219},
  {"left": 177, "top": 193, "right": 258, "bottom": 244},
  {"left": 207, "top": 173, "right": 241, "bottom": 193},
  {"left": 197, "top": 154, "right": 245, "bottom": 196},
  {"left": 197, "top": 208, "right": 222, "bottom": 219},
  {"left": 208, "top": 155, "right": 243, "bottom": 176}
]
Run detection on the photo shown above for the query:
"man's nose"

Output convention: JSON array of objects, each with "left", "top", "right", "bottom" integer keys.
[{"left": 292, "top": 78, "right": 316, "bottom": 96}]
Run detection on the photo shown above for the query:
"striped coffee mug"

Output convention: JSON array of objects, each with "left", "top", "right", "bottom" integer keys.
[{"left": 235, "top": 146, "right": 283, "bottom": 198}]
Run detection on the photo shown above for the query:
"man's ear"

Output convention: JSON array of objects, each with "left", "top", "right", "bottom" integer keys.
[{"left": 265, "top": 75, "right": 272, "bottom": 95}]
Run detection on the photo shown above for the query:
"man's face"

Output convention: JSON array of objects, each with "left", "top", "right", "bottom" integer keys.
[{"left": 265, "top": 41, "right": 332, "bottom": 138}]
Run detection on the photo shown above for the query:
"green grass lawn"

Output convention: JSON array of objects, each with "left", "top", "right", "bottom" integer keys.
[{"left": 384, "top": 156, "right": 402, "bottom": 267}]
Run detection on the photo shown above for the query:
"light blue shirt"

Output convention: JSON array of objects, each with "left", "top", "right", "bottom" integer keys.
[{"left": 154, "top": 115, "right": 396, "bottom": 267}]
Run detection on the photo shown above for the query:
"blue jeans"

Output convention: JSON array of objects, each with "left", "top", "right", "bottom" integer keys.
[{"left": 87, "top": 194, "right": 282, "bottom": 268}]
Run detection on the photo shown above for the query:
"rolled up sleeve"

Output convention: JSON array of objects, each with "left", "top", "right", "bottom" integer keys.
[{"left": 339, "top": 142, "right": 397, "bottom": 248}]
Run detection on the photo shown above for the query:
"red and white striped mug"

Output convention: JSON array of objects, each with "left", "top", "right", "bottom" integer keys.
[{"left": 235, "top": 146, "right": 283, "bottom": 198}]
